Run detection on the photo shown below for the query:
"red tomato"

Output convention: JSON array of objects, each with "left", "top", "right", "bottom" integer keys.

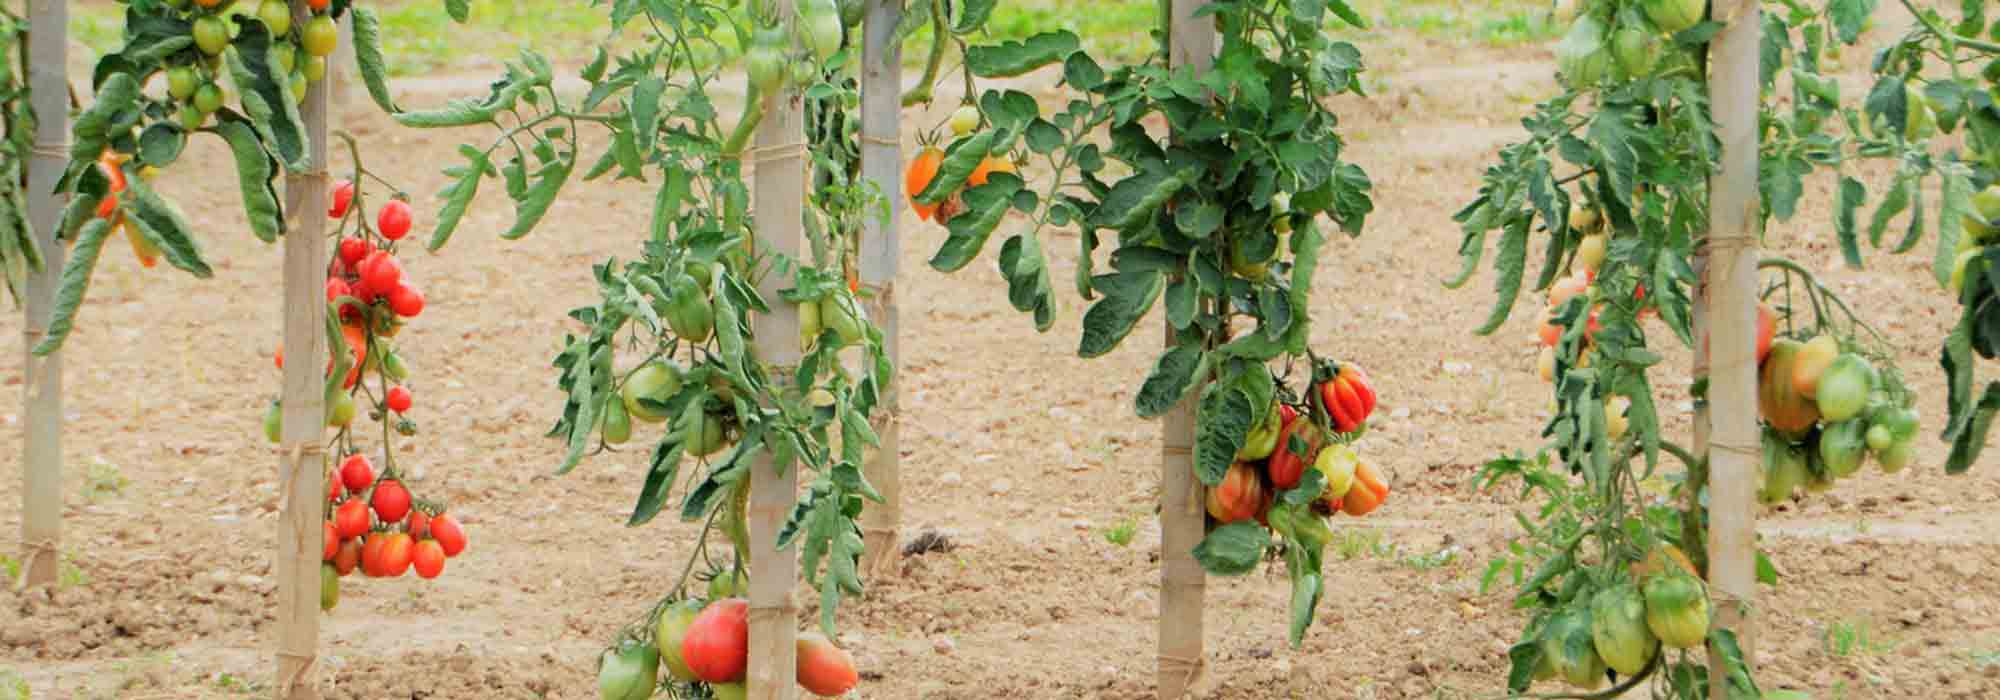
[
  {"left": 796, "top": 632, "right": 859, "bottom": 696},
  {"left": 334, "top": 498, "right": 371, "bottom": 540},
  {"left": 387, "top": 284, "right": 425, "bottom": 318},
  {"left": 385, "top": 386, "right": 413, "bottom": 414},
  {"left": 407, "top": 509, "right": 431, "bottom": 540},
  {"left": 372, "top": 479, "right": 412, "bottom": 523},
  {"left": 411, "top": 539, "right": 446, "bottom": 579},
  {"left": 322, "top": 521, "right": 339, "bottom": 561},
  {"left": 276, "top": 346, "right": 284, "bottom": 370},
  {"left": 308, "top": 0, "right": 329, "bottom": 9},
  {"left": 430, "top": 513, "right": 468, "bottom": 557},
  {"left": 329, "top": 180, "right": 354, "bottom": 219},
  {"left": 333, "top": 537, "right": 362, "bottom": 576},
  {"left": 340, "top": 453, "right": 375, "bottom": 493},
  {"left": 682, "top": 598, "right": 750, "bottom": 682},
  {"left": 338, "top": 236, "right": 372, "bottom": 265},
  {"left": 326, "top": 469, "right": 341, "bottom": 503},
  {"left": 1267, "top": 418, "right": 1322, "bottom": 489},
  {"left": 1755, "top": 304, "right": 1777, "bottom": 366},
  {"left": 360, "top": 251, "right": 402, "bottom": 296},
  {"left": 377, "top": 200, "right": 413, "bottom": 241},
  {"left": 360, "top": 532, "right": 386, "bottom": 577},
  {"left": 378, "top": 532, "right": 414, "bottom": 577}
]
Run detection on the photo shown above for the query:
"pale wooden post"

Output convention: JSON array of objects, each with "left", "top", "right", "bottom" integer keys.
[
  {"left": 18, "top": 0, "right": 69, "bottom": 590},
  {"left": 855, "top": 0, "right": 903, "bottom": 578},
  {"left": 1159, "top": 2, "right": 1214, "bottom": 698},
  {"left": 746, "top": 2, "right": 804, "bottom": 697},
  {"left": 1704, "top": 0, "right": 1760, "bottom": 690},
  {"left": 274, "top": 1, "right": 332, "bottom": 697},
  {"left": 329, "top": 12, "right": 357, "bottom": 107}
]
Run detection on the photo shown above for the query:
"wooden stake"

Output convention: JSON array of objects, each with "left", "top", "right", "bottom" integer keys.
[
  {"left": 1704, "top": 0, "right": 1761, "bottom": 691},
  {"left": 1159, "top": 3, "right": 1214, "bottom": 698},
  {"left": 275, "top": 1, "right": 331, "bottom": 696},
  {"left": 746, "top": 3, "right": 803, "bottom": 696},
  {"left": 856, "top": 0, "right": 903, "bottom": 579},
  {"left": 18, "top": 0, "right": 70, "bottom": 591}
]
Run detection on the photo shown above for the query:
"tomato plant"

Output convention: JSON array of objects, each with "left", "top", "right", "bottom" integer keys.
[
  {"left": 27, "top": 0, "right": 458, "bottom": 356},
  {"left": 1450, "top": 0, "right": 1939, "bottom": 693},
  {"left": 1839, "top": 1, "right": 2000, "bottom": 473},
  {"left": 902, "top": 0, "right": 1381, "bottom": 647}
]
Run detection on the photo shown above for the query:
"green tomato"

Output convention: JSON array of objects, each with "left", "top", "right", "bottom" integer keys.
[
  {"left": 663, "top": 276, "right": 715, "bottom": 343},
  {"left": 264, "top": 400, "right": 283, "bottom": 443},
  {"left": 601, "top": 398, "right": 632, "bottom": 445},
  {"left": 596, "top": 640, "right": 659, "bottom": 700},
  {"left": 258, "top": 0, "right": 293, "bottom": 37},
  {"left": 302, "top": 15, "right": 338, "bottom": 57},
  {"left": 1876, "top": 437, "right": 1917, "bottom": 474},
  {"left": 289, "top": 70, "right": 308, "bottom": 104},
  {"left": 707, "top": 568, "right": 748, "bottom": 599},
  {"left": 179, "top": 103, "right": 206, "bottom": 130},
  {"left": 303, "top": 55, "right": 326, "bottom": 82},
  {"left": 745, "top": 29, "right": 787, "bottom": 95},
  {"left": 948, "top": 104, "right": 980, "bottom": 137},
  {"left": 1818, "top": 419, "right": 1868, "bottom": 478},
  {"left": 1589, "top": 583, "right": 1658, "bottom": 676},
  {"left": 688, "top": 413, "right": 728, "bottom": 456},
  {"left": 327, "top": 392, "right": 356, "bottom": 428},
  {"left": 167, "top": 66, "right": 200, "bottom": 101},
  {"left": 1814, "top": 354, "right": 1876, "bottom": 422},
  {"left": 797, "top": 0, "right": 844, "bottom": 62},
  {"left": 620, "top": 362, "right": 683, "bottom": 423},
  {"left": 653, "top": 600, "right": 705, "bottom": 681},
  {"left": 193, "top": 83, "right": 226, "bottom": 114},
  {"left": 382, "top": 350, "right": 410, "bottom": 382},
  {"left": 709, "top": 683, "right": 747, "bottom": 700},
  {"left": 1964, "top": 184, "right": 2000, "bottom": 244},
  {"left": 819, "top": 293, "right": 867, "bottom": 347},
  {"left": 193, "top": 16, "right": 231, "bottom": 56},
  {"left": 272, "top": 42, "right": 298, "bottom": 74},
  {"left": 1950, "top": 248, "right": 1982, "bottom": 295},
  {"left": 1865, "top": 423, "right": 1893, "bottom": 451},
  {"left": 1643, "top": 571, "right": 1711, "bottom": 649},
  {"left": 839, "top": 0, "right": 866, "bottom": 27}
]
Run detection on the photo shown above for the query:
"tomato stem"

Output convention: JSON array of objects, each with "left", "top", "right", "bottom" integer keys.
[{"left": 720, "top": 83, "right": 767, "bottom": 157}]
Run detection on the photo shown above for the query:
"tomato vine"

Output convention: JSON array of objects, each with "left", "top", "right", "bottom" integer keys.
[{"left": 915, "top": 0, "right": 1381, "bottom": 645}]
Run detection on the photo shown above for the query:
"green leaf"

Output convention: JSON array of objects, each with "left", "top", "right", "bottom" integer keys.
[
  {"left": 997, "top": 233, "right": 1055, "bottom": 331},
  {"left": 29, "top": 219, "right": 112, "bottom": 356},
  {"left": 1078, "top": 269, "right": 1165, "bottom": 358},
  {"left": 1834, "top": 176, "right": 1864, "bottom": 268},
  {"left": 215, "top": 121, "right": 283, "bottom": 243},
  {"left": 1945, "top": 383, "right": 2000, "bottom": 475},
  {"left": 349, "top": 8, "right": 400, "bottom": 113},
  {"left": 1191, "top": 521, "right": 1266, "bottom": 576},
  {"left": 1088, "top": 168, "right": 1186, "bottom": 232},
  {"left": 1194, "top": 385, "right": 1253, "bottom": 485},
  {"left": 137, "top": 123, "right": 185, "bottom": 168},
  {"left": 913, "top": 130, "right": 995, "bottom": 205},
  {"left": 120, "top": 170, "right": 212, "bottom": 277},
  {"left": 69, "top": 73, "right": 141, "bottom": 163},
  {"left": 502, "top": 150, "right": 573, "bottom": 239},
  {"left": 952, "top": 0, "right": 998, "bottom": 34},
  {"left": 1136, "top": 346, "right": 1204, "bottom": 418},
  {"left": 627, "top": 438, "right": 687, "bottom": 526},
  {"left": 1755, "top": 550, "right": 1779, "bottom": 585},
  {"left": 445, "top": 0, "right": 471, "bottom": 22},
  {"left": 1473, "top": 215, "right": 1529, "bottom": 335},
  {"left": 1827, "top": 0, "right": 1873, "bottom": 44},
  {"left": 224, "top": 21, "right": 307, "bottom": 171},
  {"left": 1937, "top": 171, "right": 1973, "bottom": 288},
  {"left": 1287, "top": 572, "right": 1322, "bottom": 647},
  {"left": 630, "top": 76, "right": 664, "bottom": 154},
  {"left": 1868, "top": 173, "right": 1910, "bottom": 249},
  {"left": 966, "top": 31, "right": 1080, "bottom": 78},
  {"left": 428, "top": 145, "right": 493, "bottom": 251},
  {"left": 930, "top": 177, "right": 1021, "bottom": 272}
]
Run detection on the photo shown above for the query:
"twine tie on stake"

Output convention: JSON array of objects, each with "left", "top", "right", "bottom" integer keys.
[
  {"left": 28, "top": 143, "right": 69, "bottom": 158},
  {"left": 1157, "top": 654, "right": 1208, "bottom": 699},
  {"left": 740, "top": 141, "right": 809, "bottom": 175},
  {"left": 276, "top": 650, "right": 319, "bottom": 691}
]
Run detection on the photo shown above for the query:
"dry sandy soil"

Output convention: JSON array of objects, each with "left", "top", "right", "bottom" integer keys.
[{"left": 5, "top": 7, "right": 2000, "bottom": 700}]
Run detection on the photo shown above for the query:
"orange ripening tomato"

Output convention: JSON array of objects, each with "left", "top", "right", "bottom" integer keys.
[
  {"left": 968, "top": 155, "right": 1016, "bottom": 187},
  {"left": 1341, "top": 462, "right": 1389, "bottom": 516},
  {"left": 906, "top": 147, "right": 943, "bottom": 221}
]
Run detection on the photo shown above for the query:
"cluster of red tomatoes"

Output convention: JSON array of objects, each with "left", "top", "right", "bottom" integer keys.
[
  {"left": 1207, "top": 363, "right": 1390, "bottom": 527},
  {"left": 320, "top": 451, "right": 468, "bottom": 609},
  {"left": 600, "top": 591, "right": 859, "bottom": 700}
]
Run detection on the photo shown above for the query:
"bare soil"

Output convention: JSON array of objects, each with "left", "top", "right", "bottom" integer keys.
[{"left": 5, "top": 10, "right": 2000, "bottom": 700}]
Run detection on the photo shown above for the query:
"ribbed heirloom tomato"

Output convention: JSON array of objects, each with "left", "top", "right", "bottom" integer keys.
[{"left": 682, "top": 598, "right": 750, "bottom": 683}]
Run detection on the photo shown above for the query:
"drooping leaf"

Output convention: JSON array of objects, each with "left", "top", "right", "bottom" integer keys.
[
  {"left": 428, "top": 145, "right": 493, "bottom": 251},
  {"left": 1078, "top": 269, "right": 1165, "bottom": 358},
  {"left": 1194, "top": 384, "right": 1253, "bottom": 485},
  {"left": 349, "top": 8, "right": 400, "bottom": 113},
  {"left": 29, "top": 219, "right": 113, "bottom": 356},
  {"left": 215, "top": 120, "right": 283, "bottom": 242},
  {"left": 1191, "top": 521, "right": 1267, "bottom": 576},
  {"left": 966, "top": 31, "right": 1080, "bottom": 78}
]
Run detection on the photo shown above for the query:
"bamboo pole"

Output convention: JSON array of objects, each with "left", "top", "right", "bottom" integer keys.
[
  {"left": 1158, "top": 2, "right": 1214, "bottom": 698},
  {"left": 855, "top": 0, "right": 903, "bottom": 579},
  {"left": 745, "top": 3, "right": 804, "bottom": 697},
  {"left": 1703, "top": 0, "right": 1760, "bottom": 691},
  {"left": 18, "top": 0, "right": 69, "bottom": 591},
  {"left": 274, "top": 1, "right": 331, "bottom": 697}
]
